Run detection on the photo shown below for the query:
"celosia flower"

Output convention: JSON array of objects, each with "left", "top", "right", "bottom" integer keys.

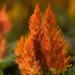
[
  {"left": 15, "top": 3, "right": 70, "bottom": 75},
  {"left": 15, "top": 4, "right": 43, "bottom": 75},
  {"left": 15, "top": 34, "right": 41, "bottom": 75},
  {"left": 29, "top": 4, "right": 44, "bottom": 62},
  {"left": 0, "top": 6, "right": 10, "bottom": 59},
  {"left": 43, "top": 4, "right": 70, "bottom": 73},
  {"left": 0, "top": 6, "right": 10, "bottom": 34}
]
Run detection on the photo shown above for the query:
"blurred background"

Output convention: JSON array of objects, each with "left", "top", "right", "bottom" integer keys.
[{"left": 0, "top": 0, "right": 75, "bottom": 75}]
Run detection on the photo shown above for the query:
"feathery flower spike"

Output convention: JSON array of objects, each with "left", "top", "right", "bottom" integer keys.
[
  {"left": 43, "top": 4, "right": 70, "bottom": 73},
  {"left": 15, "top": 34, "right": 41, "bottom": 75},
  {"left": 15, "top": 4, "right": 42, "bottom": 75},
  {"left": 29, "top": 4, "right": 44, "bottom": 63},
  {"left": 29, "top": 4, "right": 42, "bottom": 35},
  {"left": 0, "top": 6, "right": 10, "bottom": 59}
]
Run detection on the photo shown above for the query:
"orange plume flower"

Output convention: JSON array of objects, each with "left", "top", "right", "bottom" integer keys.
[
  {"left": 0, "top": 6, "right": 10, "bottom": 59},
  {"left": 15, "top": 3, "right": 70, "bottom": 75},
  {"left": 15, "top": 4, "right": 43, "bottom": 75},
  {"left": 15, "top": 34, "right": 41, "bottom": 75},
  {"left": 42, "top": 4, "right": 70, "bottom": 73},
  {"left": 29, "top": 4, "right": 44, "bottom": 62}
]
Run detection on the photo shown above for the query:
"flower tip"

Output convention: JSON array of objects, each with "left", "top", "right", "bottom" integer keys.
[
  {"left": 34, "top": 4, "right": 41, "bottom": 14},
  {"left": 48, "top": 3, "right": 52, "bottom": 9},
  {"left": 46, "top": 3, "right": 52, "bottom": 14},
  {"left": 35, "top": 3, "right": 40, "bottom": 9}
]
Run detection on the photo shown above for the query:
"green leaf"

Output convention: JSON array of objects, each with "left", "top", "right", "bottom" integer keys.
[
  {"left": 0, "top": 54, "right": 15, "bottom": 69},
  {"left": 67, "top": 67, "right": 75, "bottom": 75}
]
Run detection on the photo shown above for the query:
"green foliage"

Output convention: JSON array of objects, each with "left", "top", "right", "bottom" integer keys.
[
  {"left": 0, "top": 54, "right": 15, "bottom": 70},
  {"left": 0, "top": 70, "right": 3, "bottom": 75},
  {"left": 67, "top": 67, "right": 75, "bottom": 75}
]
